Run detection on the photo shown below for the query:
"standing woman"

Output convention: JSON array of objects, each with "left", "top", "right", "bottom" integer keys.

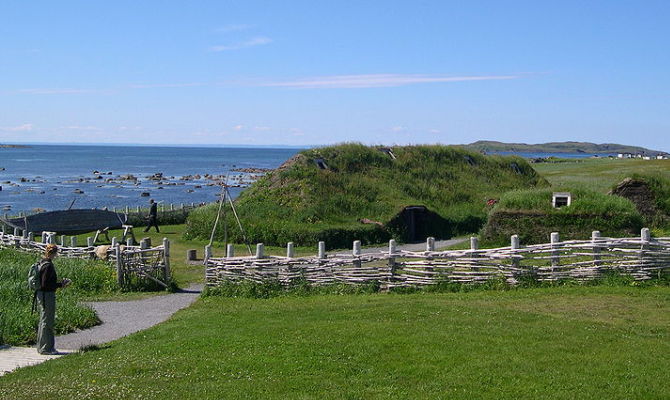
[{"left": 36, "top": 243, "right": 70, "bottom": 355}]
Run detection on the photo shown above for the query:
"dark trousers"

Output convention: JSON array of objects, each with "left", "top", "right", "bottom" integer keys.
[{"left": 144, "top": 216, "right": 159, "bottom": 232}]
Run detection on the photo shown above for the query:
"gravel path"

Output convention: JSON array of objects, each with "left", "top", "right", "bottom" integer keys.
[
  {"left": 360, "top": 237, "right": 468, "bottom": 254},
  {"left": 57, "top": 284, "right": 203, "bottom": 351}
]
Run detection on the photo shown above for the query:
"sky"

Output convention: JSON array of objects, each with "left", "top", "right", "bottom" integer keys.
[{"left": 1, "top": 1, "right": 669, "bottom": 150}]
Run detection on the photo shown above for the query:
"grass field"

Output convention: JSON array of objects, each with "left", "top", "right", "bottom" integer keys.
[
  {"left": 0, "top": 285, "right": 667, "bottom": 399},
  {"left": 532, "top": 158, "right": 670, "bottom": 193}
]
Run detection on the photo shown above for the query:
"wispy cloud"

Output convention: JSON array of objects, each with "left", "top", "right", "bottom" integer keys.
[
  {"left": 260, "top": 74, "right": 520, "bottom": 89},
  {"left": 209, "top": 36, "right": 272, "bottom": 52},
  {"left": 128, "top": 83, "right": 202, "bottom": 89},
  {"left": 0, "top": 123, "right": 33, "bottom": 132},
  {"left": 18, "top": 88, "right": 102, "bottom": 95},
  {"left": 215, "top": 24, "right": 253, "bottom": 33},
  {"left": 61, "top": 125, "right": 102, "bottom": 131}
]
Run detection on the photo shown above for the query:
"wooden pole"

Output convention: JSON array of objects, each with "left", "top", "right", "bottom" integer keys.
[
  {"left": 286, "top": 242, "right": 294, "bottom": 258},
  {"left": 163, "top": 238, "right": 171, "bottom": 284},
  {"left": 318, "top": 241, "right": 326, "bottom": 259},
  {"left": 255, "top": 243, "right": 264, "bottom": 259},
  {"left": 550, "top": 232, "right": 560, "bottom": 268},
  {"left": 353, "top": 240, "right": 362, "bottom": 257},
  {"left": 591, "top": 231, "right": 601, "bottom": 266},
  {"left": 115, "top": 244, "right": 124, "bottom": 287},
  {"left": 426, "top": 237, "right": 435, "bottom": 252}
]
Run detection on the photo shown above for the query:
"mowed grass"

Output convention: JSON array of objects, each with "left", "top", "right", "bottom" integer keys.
[
  {"left": 533, "top": 158, "right": 670, "bottom": 193},
  {"left": 1, "top": 286, "right": 668, "bottom": 399}
]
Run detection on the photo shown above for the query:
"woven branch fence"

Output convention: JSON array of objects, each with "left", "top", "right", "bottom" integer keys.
[
  {"left": 0, "top": 228, "right": 171, "bottom": 289},
  {"left": 205, "top": 228, "right": 670, "bottom": 289}
]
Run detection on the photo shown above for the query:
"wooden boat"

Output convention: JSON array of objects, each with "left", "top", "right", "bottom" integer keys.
[{"left": 1, "top": 209, "right": 127, "bottom": 234}]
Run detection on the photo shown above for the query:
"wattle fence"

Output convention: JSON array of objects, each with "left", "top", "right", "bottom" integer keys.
[
  {"left": 0, "top": 228, "right": 171, "bottom": 289},
  {"left": 205, "top": 229, "right": 670, "bottom": 288}
]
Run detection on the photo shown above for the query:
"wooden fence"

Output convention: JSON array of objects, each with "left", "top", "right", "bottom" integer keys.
[
  {"left": 205, "top": 228, "right": 670, "bottom": 288},
  {"left": 0, "top": 228, "right": 171, "bottom": 289}
]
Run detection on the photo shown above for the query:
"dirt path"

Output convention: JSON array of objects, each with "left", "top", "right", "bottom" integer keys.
[{"left": 361, "top": 237, "right": 468, "bottom": 254}]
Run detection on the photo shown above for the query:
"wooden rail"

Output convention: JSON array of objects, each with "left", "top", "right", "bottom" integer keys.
[{"left": 205, "top": 229, "right": 670, "bottom": 288}]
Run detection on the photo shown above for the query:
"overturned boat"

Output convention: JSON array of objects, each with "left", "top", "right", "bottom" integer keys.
[{"left": 1, "top": 209, "right": 127, "bottom": 234}]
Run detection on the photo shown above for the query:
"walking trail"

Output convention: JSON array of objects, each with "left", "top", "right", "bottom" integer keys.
[
  {"left": 1, "top": 238, "right": 465, "bottom": 376},
  {"left": 0, "top": 284, "right": 203, "bottom": 377}
]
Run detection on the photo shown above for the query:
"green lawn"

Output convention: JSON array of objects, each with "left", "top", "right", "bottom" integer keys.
[
  {"left": 533, "top": 158, "right": 670, "bottom": 193},
  {"left": 1, "top": 285, "right": 668, "bottom": 399}
]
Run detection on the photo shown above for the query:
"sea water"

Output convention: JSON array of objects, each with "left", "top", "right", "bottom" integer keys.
[{"left": 0, "top": 145, "right": 300, "bottom": 214}]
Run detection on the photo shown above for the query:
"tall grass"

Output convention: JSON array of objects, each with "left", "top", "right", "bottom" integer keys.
[{"left": 0, "top": 249, "right": 117, "bottom": 345}]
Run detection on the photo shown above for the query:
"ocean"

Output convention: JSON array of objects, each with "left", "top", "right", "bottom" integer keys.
[
  {"left": 0, "top": 144, "right": 608, "bottom": 215},
  {"left": 0, "top": 145, "right": 300, "bottom": 215}
]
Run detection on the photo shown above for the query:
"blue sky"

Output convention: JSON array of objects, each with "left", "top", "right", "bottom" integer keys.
[{"left": 1, "top": 1, "right": 669, "bottom": 150}]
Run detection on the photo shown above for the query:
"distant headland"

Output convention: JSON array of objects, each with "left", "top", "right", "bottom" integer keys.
[
  {"left": 0, "top": 144, "right": 29, "bottom": 148},
  {"left": 462, "top": 141, "right": 666, "bottom": 156}
]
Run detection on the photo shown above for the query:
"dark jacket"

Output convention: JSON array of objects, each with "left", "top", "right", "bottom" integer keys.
[
  {"left": 39, "top": 258, "right": 62, "bottom": 292},
  {"left": 149, "top": 202, "right": 158, "bottom": 218}
]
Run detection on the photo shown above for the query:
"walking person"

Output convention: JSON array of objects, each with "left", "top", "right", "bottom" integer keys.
[
  {"left": 144, "top": 198, "right": 160, "bottom": 233},
  {"left": 36, "top": 244, "right": 71, "bottom": 355}
]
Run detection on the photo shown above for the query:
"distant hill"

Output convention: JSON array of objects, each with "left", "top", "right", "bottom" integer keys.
[
  {"left": 0, "top": 144, "right": 29, "bottom": 148},
  {"left": 463, "top": 141, "right": 665, "bottom": 155}
]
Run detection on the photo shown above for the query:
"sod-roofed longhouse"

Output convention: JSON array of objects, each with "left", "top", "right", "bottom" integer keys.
[
  {"left": 185, "top": 144, "right": 547, "bottom": 248},
  {"left": 481, "top": 188, "right": 643, "bottom": 245}
]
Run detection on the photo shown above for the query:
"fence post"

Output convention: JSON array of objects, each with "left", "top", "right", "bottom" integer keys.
[
  {"left": 255, "top": 243, "right": 264, "bottom": 259},
  {"left": 40, "top": 232, "right": 46, "bottom": 243},
  {"left": 470, "top": 237, "right": 480, "bottom": 272},
  {"left": 550, "top": 232, "right": 560, "bottom": 268},
  {"left": 22, "top": 230, "right": 27, "bottom": 239},
  {"left": 111, "top": 237, "right": 118, "bottom": 247},
  {"left": 14, "top": 228, "right": 20, "bottom": 237},
  {"left": 204, "top": 244, "right": 212, "bottom": 263},
  {"left": 136, "top": 205, "right": 140, "bottom": 213},
  {"left": 426, "top": 237, "right": 435, "bottom": 252},
  {"left": 511, "top": 234, "right": 520, "bottom": 269},
  {"left": 353, "top": 240, "right": 361, "bottom": 257},
  {"left": 87, "top": 237, "right": 94, "bottom": 247},
  {"left": 388, "top": 239, "right": 397, "bottom": 282},
  {"left": 318, "top": 241, "right": 326, "bottom": 259},
  {"left": 125, "top": 206, "right": 129, "bottom": 214},
  {"left": 170, "top": 203, "right": 174, "bottom": 211},
  {"left": 115, "top": 244, "right": 124, "bottom": 287},
  {"left": 591, "top": 231, "right": 601, "bottom": 266},
  {"left": 163, "top": 238, "right": 171, "bottom": 284},
  {"left": 27, "top": 232, "right": 33, "bottom": 242},
  {"left": 640, "top": 228, "right": 650, "bottom": 270},
  {"left": 226, "top": 244, "right": 235, "bottom": 258},
  {"left": 126, "top": 237, "right": 134, "bottom": 247},
  {"left": 70, "top": 236, "right": 77, "bottom": 247},
  {"left": 286, "top": 242, "right": 295, "bottom": 258},
  {"left": 140, "top": 238, "right": 148, "bottom": 262}
]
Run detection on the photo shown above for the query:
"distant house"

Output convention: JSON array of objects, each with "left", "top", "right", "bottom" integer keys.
[{"left": 618, "top": 153, "right": 633, "bottom": 159}]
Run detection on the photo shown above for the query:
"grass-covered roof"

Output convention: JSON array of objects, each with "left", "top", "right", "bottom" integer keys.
[{"left": 186, "top": 143, "right": 546, "bottom": 247}]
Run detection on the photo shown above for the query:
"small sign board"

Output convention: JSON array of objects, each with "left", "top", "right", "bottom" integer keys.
[{"left": 552, "top": 192, "right": 572, "bottom": 208}]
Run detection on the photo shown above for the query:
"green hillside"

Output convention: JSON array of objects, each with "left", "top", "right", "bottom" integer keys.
[
  {"left": 185, "top": 143, "right": 546, "bottom": 248},
  {"left": 463, "top": 140, "right": 664, "bottom": 155}
]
